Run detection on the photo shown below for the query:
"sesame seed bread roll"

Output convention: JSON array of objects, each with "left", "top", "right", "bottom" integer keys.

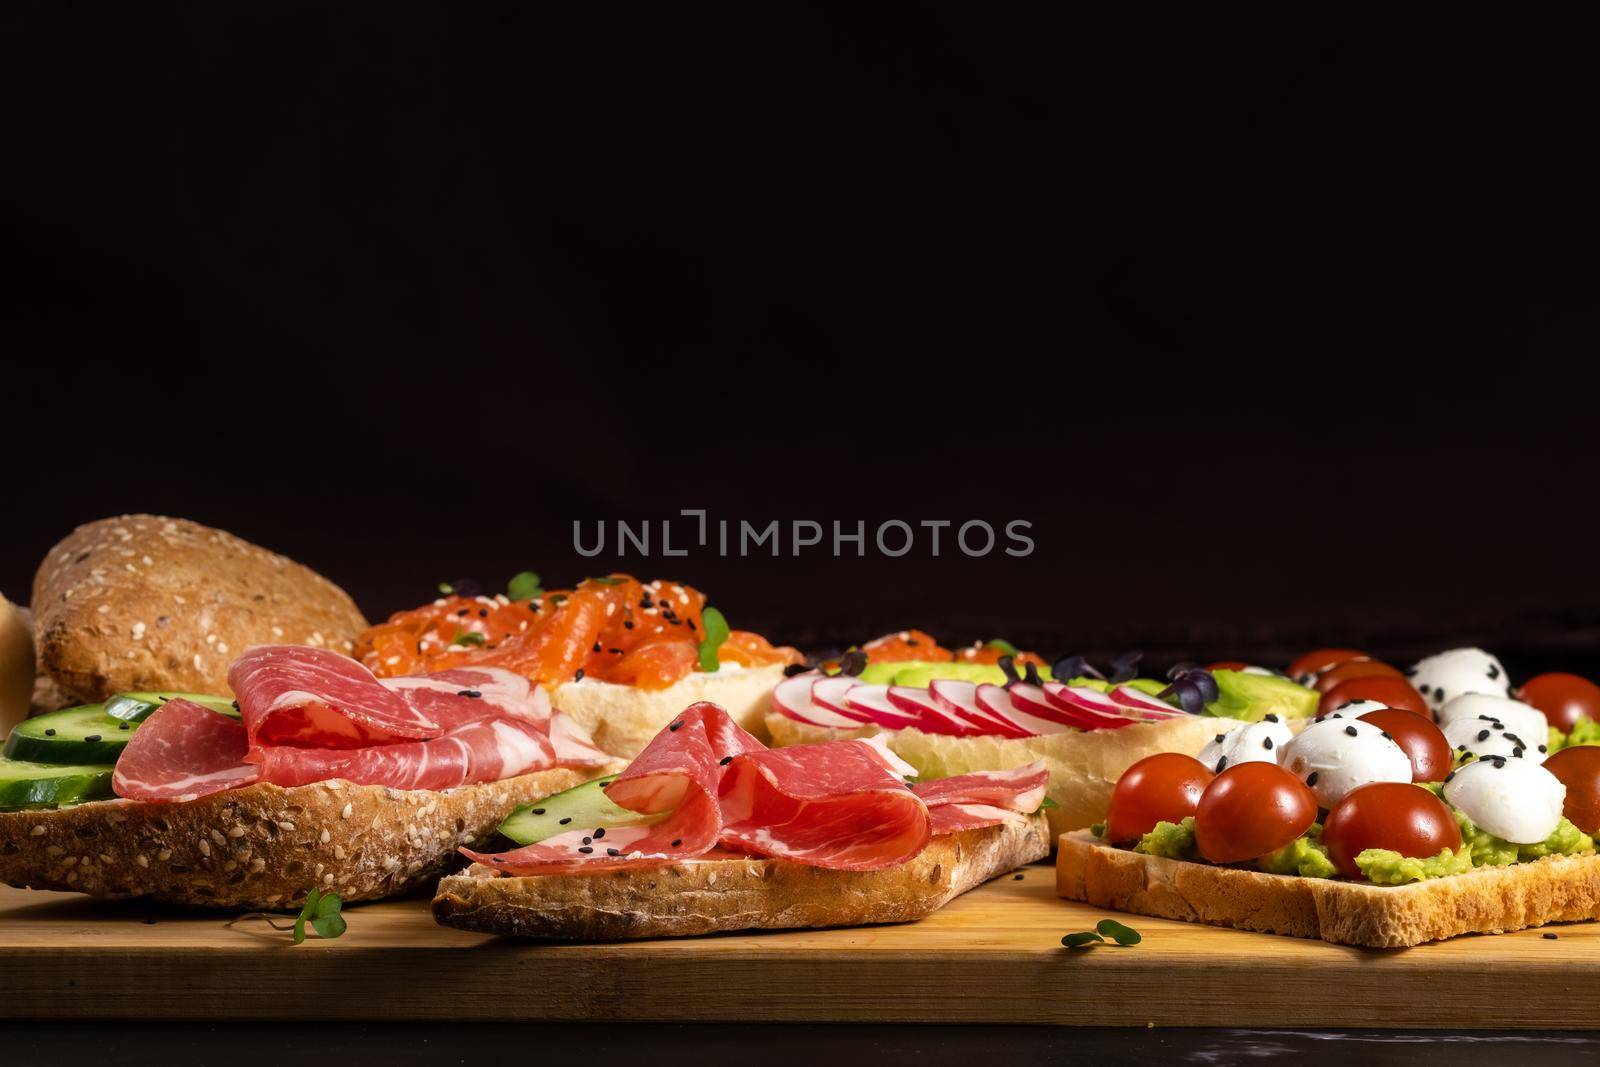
[{"left": 31, "top": 515, "right": 369, "bottom": 703}]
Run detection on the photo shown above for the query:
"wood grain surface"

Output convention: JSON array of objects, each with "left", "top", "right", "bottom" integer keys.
[{"left": 3, "top": 864, "right": 1599, "bottom": 1027}]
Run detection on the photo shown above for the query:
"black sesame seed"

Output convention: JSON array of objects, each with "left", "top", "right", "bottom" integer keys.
[
  {"left": 1263, "top": 737, "right": 1274, "bottom": 750},
  {"left": 608, "top": 648, "right": 624, "bottom": 655},
  {"left": 592, "top": 643, "right": 601, "bottom": 653},
  {"left": 559, "top": 817, "right": 572, "bottom": 825},
  {"left": 581, "top": 837, "right": 592, "bottom": 845},
  {"left": 84, "top": 734, "right": 101, "bottom": 743},
  {"left": 1491, "top": 756, "right": 1508, "bottom": 768},
  {"left": 1307, "top": 772, "right": 1320, "bottom": 786},
  {"left": 593, "top": 827, "right": 606, "bottom": 839},
  {"left": 1513, "top": 748, "right": 1525, "bottom": 758},
  {"left": 1216, "top": 756, "right": 1228, "bottom": 771},
  {"left": 720, "top": 756, "right": 733, "bottom": 765},
  {"left": 1444, "top": 771, "right": 1456, "bottom": 783},
  {"left": 478, "top": 609, "right": 488, "bottom": 618},
  {"left": 577, "top": 846, "right": 594, "bottom": 854},
  {"left": 1488, "top": 664, "right": 1501, "bottom": 680},
  {"left": 1338, "top": 700, "right": 1359, "bottom": 710},
  {"left": 669, "top": 720, "right": 684, "bottom": 731},
  {"left": 574, "top": 669, "right": 585, "bottom": 681},
  {"left": 456, "top": 689, "right": 482, "bottom": 698},
  {"left": 1543, "top": 932, "right": 1558, "bottom": 940},
  {"left": 1264, "top": 714, "right": 1279, "bottom": 723},
  {"left": 1540, "top": 744, "right": 1549, "bottom": 753},
  {"left": 1214, "top": 734, "right": 1226, "bottom": 744},
  {"left": 531, "top": 808, "right": 545, "bottom": 815},
  {"left": 1013, "top": 873, "right": 1024, "bottom": 881},
  {"left": 671, "top": 838, "right": 683, "bottom": 847},
  {"left": 492, "top": 857, "right": 504, "bottom": 864},
  {"left": 1345, "top": 725, "right": 1358, "bottom": 737},
  {"left": 1381, "top": 731, "right": 1392, "bottom": 740},
  {"left": 607, "top": 848, "right": 621, "bottom": 856},
  {"left": 119, "top": 723, "right": 130, "bottom": 730},
  {"left": 1477, "top": 730, "right": 1491, "bottom": 742},
  {"left": 44, "top": 729, "right": 56, "bottom": 736}
]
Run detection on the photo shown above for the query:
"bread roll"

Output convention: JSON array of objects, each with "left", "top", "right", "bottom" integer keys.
[{"left": 32, "top": 515, "right": 368, "bottom": 702}]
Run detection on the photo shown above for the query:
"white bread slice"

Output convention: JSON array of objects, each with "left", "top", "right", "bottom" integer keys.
[
  {"left": 0, "top": 763, "right": 620, "bottom": 910},
  {"left": 433, "top": 813, "right": 1050, "bottom": 940},
  {"left": 768, "top": 713, "right": 1271, "bottom": 840},
  {"left": 1056, "top": 829, "right": 1600, "bottom": 948},
  {"left": 555, "top": 664, "right": 789, "bottom": 757}
]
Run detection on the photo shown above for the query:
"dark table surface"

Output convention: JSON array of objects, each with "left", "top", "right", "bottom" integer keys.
[{"left": 6, "top": 1023, "right": 1599, "bottom": 1066}]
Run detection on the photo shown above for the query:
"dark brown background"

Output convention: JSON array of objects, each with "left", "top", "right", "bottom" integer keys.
[{"left": 6, "top": 4, "right": 1600, "bottom": 677}]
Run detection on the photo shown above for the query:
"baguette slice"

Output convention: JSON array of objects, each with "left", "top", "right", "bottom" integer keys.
[
  {"left": 1056, "top": 829, "right": 1600, "bottom": 948},
  {"left": 768, "top": 713, "right": 1271, "bottom": 840},
  {"left": 556, "top": 664, "right": 790, "bottom": 757},
  {"left": 433, "top": 813, "right": 1050, "bottom": 941},
  {"left": 0, "top": 764, "right": 620, "bottom": 910}
]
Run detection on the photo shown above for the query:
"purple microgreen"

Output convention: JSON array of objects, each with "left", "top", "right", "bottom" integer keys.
[
  {"left": 997, "top": 655, "right": 1021, "bottom": 686},
  {"left": 1054, "top": 655, "right": 1103, "bottom": 681},
  {"left": 838, "top": 650, "right": 868, "bottom": 677},
  {"left": 1109, "top": 651, "right": 1143, "bottom": 684}
]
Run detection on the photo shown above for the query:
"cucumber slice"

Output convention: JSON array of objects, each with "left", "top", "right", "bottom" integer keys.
[
  {"left": 0, "top": 757, "right": 115, "bottom": 809},
  {"left": 104, "top": 691, "right": 237, "bottom": 724},
  {"left": 5, "top": 704, "right": 133, "bottom": 764},
  {"left": 497, "top": 775, "right": 667, "bottom": 846}
]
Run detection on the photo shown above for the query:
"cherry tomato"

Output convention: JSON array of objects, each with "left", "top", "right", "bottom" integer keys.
[
  {"left": 1207, "top": 661, "right": 1250, "bottom": 672},
  {"left": 1318, "top": 675, "right": 1429, "bottom": 718},
  {"left": 1320, "top": 782, "right": 1462, "bottom": 879},
  {"left": 1287, "top": 648, "right": 1368, "bottom": 685},
  {"left": 1313, "top": 659, "right": 1403, "bottom": 695},
  {"left": 1357, "top": 709, "right": 1452, "bottom": 783},
  {"left": 1518, "top": 673, "right": 1600, "bottom": 733},
  {"left": 1544, "top": 745, "right": 1600, "bottom": 835},
  {"left": 1104, "top": 753, "right": 1214, "bottom": 844},
  {"left": 1193, "top": 762, "right": 1318, "bottom": 864}
]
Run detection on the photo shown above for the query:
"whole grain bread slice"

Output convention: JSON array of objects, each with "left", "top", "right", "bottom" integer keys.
[
  {"left": 431, "top": 813, "right": 1050, "bottom": 940},
  {"left": 1055, "top": 829, "right": 1600, "bottom": 948},
  {"left": 0, "top": 763, "right": 620, "bottom": 909}
]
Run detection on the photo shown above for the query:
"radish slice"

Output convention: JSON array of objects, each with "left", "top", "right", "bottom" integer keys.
[
  {"left": 1040, "top": 683, "right": 1139, "bottom": 730},
  {"left": 810, "top": 676, "right": 874, "bottom": 722},
  {"left": 843, "top": 684, "right": 924, "bottom": 730},
  {"left": 975, "top": 684, "right": 1077, "bottom": 736},
  {"left": 929, "top": 679, "right": 1031, "bottom": 738},
  {"left": 1007, "top": 683, "right": 1110, "bottom": 729},
  {"left": 1107, "top": 685, "right": 1184, "bottom": 718},
  {"left": 886, "top": 686, "right": 982, "bottom": 735},
  {"left": 772, "top": 673, "right": 861, "bottom": 729}
]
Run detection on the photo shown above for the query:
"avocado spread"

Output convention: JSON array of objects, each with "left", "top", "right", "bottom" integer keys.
[
  {"left": 1134, "top": 817, "right": 1199, "bottom": 860},
  {"left": 1355, "top": 847, "right": 1474, "bottom": 884},
  {"left": 854, "top": 661, "right": 1057, "bottom": 687},
  {"left": 1259, "top": 825, "right": 1338, "bottom": 878},
  {"left": 1548, "top": 717, "right": 1600, "bottom": 754},
  {"left": 1203, "top": 669, "right": 1319, "bottom": 721}
]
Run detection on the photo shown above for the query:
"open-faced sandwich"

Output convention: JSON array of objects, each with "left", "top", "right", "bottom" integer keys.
[
  {"left": 1058, "top": 646, "right": 1600, "bottom": 947},
  {"left": 766, "top": 631, "right": 1319, "bottom": 837},
  {"left": 432, "top": 701, "right": 1051, "bottom": 940},
  {"left": 358, "top": 574, "right": 801, "bottom": 757}
]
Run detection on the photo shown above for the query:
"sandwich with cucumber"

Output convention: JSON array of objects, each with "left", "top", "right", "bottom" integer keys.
[
  {"left": 0, "top": 645, "right": 618, "bottom": 908},
  {"left": 432, "top": 701, "right": 1051, "bottom": 940}
]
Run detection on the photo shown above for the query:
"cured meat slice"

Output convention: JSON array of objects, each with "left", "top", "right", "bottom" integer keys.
[
  {"left": 230, "top": 645, "right": 439, "bottom": 750},
  {"left": 112, "top": 699, "right": 260, "bottom": 801},
  {"left": 462, "top": 702, "right": 761, "bottom": 875},
  {"left": 717, "top": 741, "right": 930, "bottom": 870},
  {"left": 253, "top": 717, "right": 557, "bottom": 791},
  {"left": 912, "top": 762, "right": 1049, "bottom": 814},
  {"left": 380, "top": 667, "right": 549, "bottom": 731},
  {"left": 927, "top": 802, "right": 1029, "bottom": 836},
  {"left": 547, "top": 712, "right": 613, "bottom": 767}
]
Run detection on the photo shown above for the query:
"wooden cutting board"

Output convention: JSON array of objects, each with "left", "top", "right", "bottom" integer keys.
[{"left": 2, "top": 865, "right": 1597, "bottom": 1027}]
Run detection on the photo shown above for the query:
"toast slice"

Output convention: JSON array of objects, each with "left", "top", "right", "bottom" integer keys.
[
  {"left": 767, "top": 713, "right": 1279, "bottom": 840},
  {"left": 1055, "top": 829, "right": 1600, "bottom": 948},
  {"left": 433, "top": 813, "right": 1051, "bottom": 940},
  {"left": 0, "top": 764, "right": 619, "bottom": 909}
]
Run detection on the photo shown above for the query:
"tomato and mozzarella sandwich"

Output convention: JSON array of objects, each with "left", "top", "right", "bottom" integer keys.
[
  {"left": 1059, "top": 646, "right": 1600, "bottom": 947},
  {"left": 0, "top": 646, "right": 619, "bottom": 909},
  {"left": 358, "top": 574, "right": 802, "bottom": 758},
  {"left": 432, "top": 702, "right": 1051, "bottom": 940}
]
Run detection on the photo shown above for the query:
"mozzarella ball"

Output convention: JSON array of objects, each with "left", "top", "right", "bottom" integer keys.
[
  {"left": 1444, "top": 757, "right": 1565, "bottom": 844},
  {"left": 1436, "top": 693, "right": 1549, "bottom": 745},
  {"left": 1196, "top": 718, "right": 1294, "bottom": 774},
  {"left": 1441, "top": 716, "right": 1548, "bottom": 765},
  {"left": 1319, "top": 699, "right": 1388, "bottom": 720},
  {"left": 1408, "top": 648, "right": 1510, "bottom": 711},
  {"left": 1281, "top": 717, "right": 1413, "bottom": 808}
]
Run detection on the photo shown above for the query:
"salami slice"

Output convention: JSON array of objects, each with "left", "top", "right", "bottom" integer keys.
[
  {"left": 912, "top": 762, "right": 1049, "bottom": 813},
  {"left": 717, "top": 741, "right": 931, "bottom": 870},
  {"left": 462, "top": 702, "right": 761, "bottom": 874},
  {"left": 230, "top": 645, "right": 440, "bottom": 750},
  {"left": 112, "top": 699, "right": 261, "bottom": 801},
  {"left": 380, "top": 667, "right": 549, "bottom": 730},
  {"left": 253, "top": 717, "right": 559, "bottom": 791}
]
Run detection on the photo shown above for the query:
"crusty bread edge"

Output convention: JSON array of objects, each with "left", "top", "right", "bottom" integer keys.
[
  {"left": 433, "top": 813, "right": 1051, "bottom": 940},
  {"left": 0, "top": 763, "right": 622, "bottom": 909},
  {"left": 1055, "top": 829, "right": 1600, "bottom": 948}
]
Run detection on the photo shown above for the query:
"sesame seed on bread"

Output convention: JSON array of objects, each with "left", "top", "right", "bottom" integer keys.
[
  {"left": 1056, "top": 830, "right": 1600, "bottom": 948},
  {"left": 32, "top": 515, "right": 369, "bottom": 702},
  {"left": 0, "top": 764, "right": 619, "bottom": 910},
  {"left": 432, "top": 813, "right": 1050, "bottom": 940}
]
